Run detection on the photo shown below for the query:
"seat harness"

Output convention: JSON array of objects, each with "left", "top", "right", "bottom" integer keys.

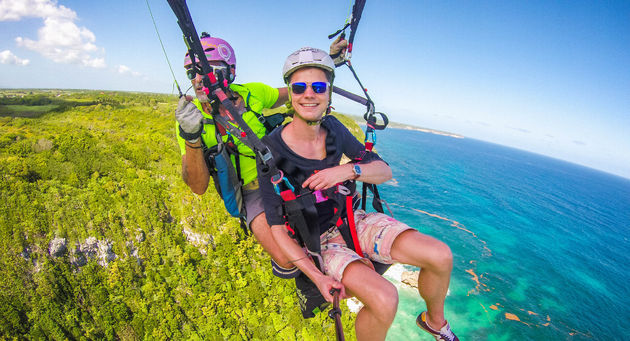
[
  {"left": 268, "top": 118, "right": 391, "bottom": 319},
  {"left": 269, "top": 118, "right": 390, "bottom": 268}
]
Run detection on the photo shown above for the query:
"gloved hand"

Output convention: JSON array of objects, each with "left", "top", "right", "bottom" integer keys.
[
  {"left": 176, "top": 96, "right": 203, "bottom": 142},
  {"left": 329, "top": 35, "right": 348, "bottom": 67}
]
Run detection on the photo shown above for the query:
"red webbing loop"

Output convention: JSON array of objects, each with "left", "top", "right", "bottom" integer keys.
[
  {"left": 284, "top": 221, "right": 295, "bottom": 235},
  {"left": 333, "top": 208, "right": 343, "bottom": 227},
  {"left": 345, "top": 195, "right": 363, "bottom": 257},
  {"left": 280, "top": 190, "right": 296, "bottom": 201}
]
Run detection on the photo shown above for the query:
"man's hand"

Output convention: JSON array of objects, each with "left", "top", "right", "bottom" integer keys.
[
  {"left": 314, "top": 275, "right": 347, "bottom": 303},
  {"left": 302, "top": 164, "right": 353, "bottom": 191},
  {"left": 329, "top": 36, "right": 349, "bottom": 67},
  {"left": 176, "top": 96, "right": 203, "bottom": 142}
]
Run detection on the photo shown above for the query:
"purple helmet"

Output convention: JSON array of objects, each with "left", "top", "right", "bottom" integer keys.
[{"left": 184, "top": 33, "right": 236, "bottom": 69}]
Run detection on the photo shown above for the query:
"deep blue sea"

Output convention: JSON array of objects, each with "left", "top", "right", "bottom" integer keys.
[{"left": 365, "top": 128, "right": 630, "bottom": 340}]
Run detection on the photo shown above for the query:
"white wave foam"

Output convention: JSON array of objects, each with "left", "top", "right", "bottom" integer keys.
[
  {"left": 383, "top": 263, "right": 406, "bottom": 283},
  {"left": 346, "top": 297, "right": 363, "bottom": 313}
]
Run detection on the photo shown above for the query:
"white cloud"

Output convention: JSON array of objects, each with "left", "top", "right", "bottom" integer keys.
[
  {"left": 0, "top": 50, "right": 30, "bottom": 65},
  {"left": 0, "top": 0, "right": 75, "bottom": 21},
  {"left": 1, "top": 0, "right": 105, "bottom": 68},
  {"left": 117, "top": 65, "right": 141, "bottom": 77}
]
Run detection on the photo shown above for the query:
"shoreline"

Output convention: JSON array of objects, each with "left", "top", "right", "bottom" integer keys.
[{"left": 350, "top": 115, "right": 464, "bottom": 139}]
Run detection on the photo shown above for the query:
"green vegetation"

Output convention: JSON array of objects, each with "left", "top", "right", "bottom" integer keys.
[
  {"left": 0, "top": 90, "right": 100, "bottom": 118},
  {"left": 0, "top": 104, "right": 60, "bottom": 117},
  {"left": 0, "top": 90, "right": 357, "bottom": 340}
]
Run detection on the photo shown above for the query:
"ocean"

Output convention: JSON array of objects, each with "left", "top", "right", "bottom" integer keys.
[{"left": 361, "top": 128, "right": 630, "bottom": 340}]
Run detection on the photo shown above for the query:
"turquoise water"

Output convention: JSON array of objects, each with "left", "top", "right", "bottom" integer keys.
[{"left": 365, "top": 129, "right": 630, "bottom": 340}]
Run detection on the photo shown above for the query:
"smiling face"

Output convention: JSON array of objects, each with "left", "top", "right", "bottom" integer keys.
[{"left": 288, "top": 67, "right": 330, "bottom": 124}]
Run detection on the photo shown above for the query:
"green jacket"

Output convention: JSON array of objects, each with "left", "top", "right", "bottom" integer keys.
[{"left": 176, "top": 82, "right": 279, "bottom": 186}]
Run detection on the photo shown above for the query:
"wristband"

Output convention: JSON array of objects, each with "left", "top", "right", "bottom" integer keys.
[{"left": 179, "top": 125, "right": 203, "bottom": 142}]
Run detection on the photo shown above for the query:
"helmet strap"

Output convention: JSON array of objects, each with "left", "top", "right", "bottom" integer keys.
[
  {"left": 306, "top": 118, "right": 321, "bottom": 126},
  {"left": 228, "top": 66, "right": 235, "bottom": 83},
  {"left": 293, "top": 111, "right": 322, "bottom": 126}
]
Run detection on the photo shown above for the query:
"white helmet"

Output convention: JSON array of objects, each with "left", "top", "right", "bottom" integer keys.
[{"left": 282, "top": 47, "right": 335, "bottom": 84}]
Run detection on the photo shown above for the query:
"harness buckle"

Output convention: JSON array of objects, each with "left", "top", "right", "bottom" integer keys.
[
  {"left": 271, "top": 170, "right": 295, "bottom": 197},
  {"left": 313, "top": 190, "right": 328, "bottom": 203},
  {"left": 337, "top": 184, "right": 351, "bottom": 196},
  {"left": 364, "top": 131, "right": 376, "bottom": 151}
]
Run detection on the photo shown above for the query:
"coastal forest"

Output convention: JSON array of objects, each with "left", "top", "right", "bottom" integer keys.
[{"left": 0, "top": 90, "right": 360, "bottom": 340}]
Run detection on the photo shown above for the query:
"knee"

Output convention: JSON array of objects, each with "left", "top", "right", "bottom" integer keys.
[
  {"left": 365, "top": 281, "right": 399, "bottom": 325},
  {"left": 430, "top": 241, "right": 453, "bottom": 273},
  {"left": 249, "top": 213, "right": 266, "bottom": 234}
]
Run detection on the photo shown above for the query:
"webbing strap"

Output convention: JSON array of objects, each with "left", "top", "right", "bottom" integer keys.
[
  {"left": 233, "top": 144, "right": 249, "bottom": 236},
  {"left": 345, "top": 195, "right": 363, "bottom": 258},
  {"left": 285, "top": 195, "right": 321, "bottom": 257}
]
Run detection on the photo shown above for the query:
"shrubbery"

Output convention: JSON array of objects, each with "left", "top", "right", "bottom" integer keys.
[{"left": 0, "top": 90, "right": 356, "bottom": 340}]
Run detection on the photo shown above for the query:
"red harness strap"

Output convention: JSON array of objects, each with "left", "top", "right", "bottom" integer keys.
[
  {"left": 279, "top": 190, "right": 297, "bottom": 235},
  {"left": 345, "top": 195, "right": 363, "bottom": 258},
  {"left": 284, "top": 221, "right": 295, "bottom": 235}
]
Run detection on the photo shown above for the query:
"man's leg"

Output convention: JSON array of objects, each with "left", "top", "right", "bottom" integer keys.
[
  {"left": 243, "top": 187, "right": 293, "bottom": 269},
  {"left": 341, "top": 260, "right": 398, "bottom": 341},
  {"left": 389, "top": 230, "right": 453, "bottom": 330},
  {"left": 250, "top": 212, "right": 292, "bottom": 269}
]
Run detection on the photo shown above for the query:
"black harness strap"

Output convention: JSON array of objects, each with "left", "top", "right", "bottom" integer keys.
[
  {"left": 233, "top": 84, "right": 286, "bottom": 134},
  {"left": 347, "top": 0, "right": 366, "bottom": 48},
  {"left": 284, "top": 195, "right": 321, "bottom": 255},
  {"left": 229, "top": 141, "right": 249, "bottom": 235}
]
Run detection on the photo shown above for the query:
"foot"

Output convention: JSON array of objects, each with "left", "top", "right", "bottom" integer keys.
[{"left": 416, "top": 311, "right": 459, "bottom": 341}]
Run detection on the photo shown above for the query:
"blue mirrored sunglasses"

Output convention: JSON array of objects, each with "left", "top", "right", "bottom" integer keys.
[{"left": 290, "top": 82, "right": 329, "bottom": 94}]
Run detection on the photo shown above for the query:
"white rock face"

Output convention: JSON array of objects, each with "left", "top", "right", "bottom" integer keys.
[
  {"left": 69, "top": 237, "right": 118, "bottom": 267},
  {"left": 82, "top": 237, "right": 99, "bottom": 259},
  {"left": 136, "top": 229, "right": 145, "bottom": 243},
  {"left": 49, "top": 238, "right": 67, "bottom": 257},
  {"left": 182, "top": 227, "right": 213, "bottom": 255},
  {"left": 97, "top": 240, "right": 116, "bottom": 266},
  {"left": 401, "top": 271, "right": 419, "bottom": 289}
]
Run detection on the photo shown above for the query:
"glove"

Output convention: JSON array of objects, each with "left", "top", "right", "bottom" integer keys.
[
  {"left": 176, "top": 96, "right": 203, "bottom": 142},
  {"left": 329, "top": 36, "right": 348, "bottom": 67}
]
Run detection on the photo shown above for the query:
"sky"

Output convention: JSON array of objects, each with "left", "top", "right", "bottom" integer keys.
[{"left": 1, "top": 0, "right": 629, "bottom": 179}]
